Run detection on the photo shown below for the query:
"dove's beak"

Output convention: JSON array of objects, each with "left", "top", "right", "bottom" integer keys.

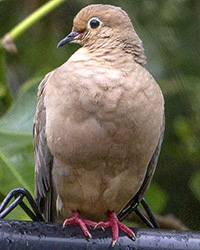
[{"left": 57, "top": 31, "right": 80, "bottom": 48}]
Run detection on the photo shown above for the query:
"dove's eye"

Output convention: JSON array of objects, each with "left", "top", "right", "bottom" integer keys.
[{"left": 88, "top": 17, "right": 102, "bottom": 29}]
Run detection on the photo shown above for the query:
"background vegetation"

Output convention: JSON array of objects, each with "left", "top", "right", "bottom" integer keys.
[{"left": 0, "top": 0, "right": 199, "bottom": 230}]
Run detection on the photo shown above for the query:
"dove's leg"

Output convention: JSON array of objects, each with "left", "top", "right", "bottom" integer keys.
[
  {"left": 95, "top": 211, "right": 136, "bottom": 247},
  {"left": 63, "top": 211, "right": 97, "bottom": 238}
]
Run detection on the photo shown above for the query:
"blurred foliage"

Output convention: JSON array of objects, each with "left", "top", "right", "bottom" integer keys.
[
  {"left": 0, "top": 0, "right": 200, "bottom": 229},
  {"left": 190, "top": 171, "right": 200, "bottom": 201},
  {"left": 0, "top": 78, "right": 40, "bottom": 220}
]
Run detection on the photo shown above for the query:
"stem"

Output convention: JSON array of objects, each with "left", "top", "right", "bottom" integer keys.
[
  {"left": 0, "top": 0, "right": 66, "bottom": 112},
  {"left": 9, "top": 0, "right": 66, "bottom": 40},
  {"left": 0, "top": 0, "right": 66, "bottom": 52}
]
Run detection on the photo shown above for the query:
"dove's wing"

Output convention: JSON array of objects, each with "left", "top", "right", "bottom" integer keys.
[
  {"left": 136, "top": 115, "right": 165, "bottom": 200},
  {"left": 33, "top": 72, "right": 55, "bottom": 222},
  {"left": 118, "top": 114, "right": 165, "bottom": 219}
]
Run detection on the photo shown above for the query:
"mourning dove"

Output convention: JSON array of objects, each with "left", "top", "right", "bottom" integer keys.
[{"left": 33, "top": 4, "right": 164, "bottom": 246}]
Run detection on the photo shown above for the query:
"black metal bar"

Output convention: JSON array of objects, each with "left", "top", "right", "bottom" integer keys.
[
  {"left": 134, "top": 207, "right": 154, "bottom": 228},
  {"left": 0, "top": 188, "right": 44, "bottom": 221},
  {"left": 117, "top": 197, "right": 139, "bottom": 221},
  {"left": 0, "top": 195, "right": 23, "bottom": 218},
  {"left": 118, "top": 198, "right": 159, "bottom": 228},
  {"left": 0, "top": 190, "right": 22, "bottom": 213},
  {"left": 12, "top": 188, "right": 44, "bottom": 221},
  {"left": 18, "top": 201, "right": 39, "bottom": 221},
  {"left": 0, "top": 220, "right": 199, "bottom": 249},
  {"left": 118, "top": 197, "right": 159, "bottom": 229},
  {"left": 141, "top": 198, "right": 160, "bottom": 228},
  {"left": 1, "top": 188, "right": 159, "bottom": 228}
]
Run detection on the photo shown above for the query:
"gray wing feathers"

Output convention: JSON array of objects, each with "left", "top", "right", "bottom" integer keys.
[
  {"left": 136, "top": 115, "right": 165, "bottom": 201},
  {"left": 33, "top": 72, "right": 53, "bottom": 221}
]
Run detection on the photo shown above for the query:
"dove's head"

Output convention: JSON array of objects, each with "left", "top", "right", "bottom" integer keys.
[{"left": 57, "top": 4, "right": 146, "bottom": 65}]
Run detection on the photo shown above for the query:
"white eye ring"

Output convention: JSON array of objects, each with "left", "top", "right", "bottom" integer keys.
[{"left": 87, "top": 17, "right": 102, "bottom": 29}]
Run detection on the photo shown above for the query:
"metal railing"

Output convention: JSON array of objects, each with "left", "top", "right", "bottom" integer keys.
[
  {"left": 0, "top": 188, "right": 200, "bottom": 249},
  {"left": 0, "top": 220, "right": 200, "bottom": 249}
]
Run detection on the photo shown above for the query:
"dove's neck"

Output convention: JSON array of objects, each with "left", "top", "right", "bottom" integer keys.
[
  {"left": 83, "top": 37, "right": 146, "bottom": 66},
  {"left": 71, "top": 46, "right": 137, "bottom": 71}
]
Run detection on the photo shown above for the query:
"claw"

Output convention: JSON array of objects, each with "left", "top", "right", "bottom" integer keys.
[
  {"left": 111, "top": 239, "right": 117, "bottom": 247},
  {"left": 95, "top": 211, "right": 136, "bottom": 246},
  {"left": 63, "top": 211, "right": 135, "bottom": 246},
  {"left": 86, "top": 231, "right": 92, "bottom": 239},
  {"left": 94, "top": 223, "right": 105, "bottom": 231},
  {"left": 131, "top": 235, "right": 136, "bottom": 241},
  {"left": 63, "top": 211, "right": 97, "bottom": 238}
]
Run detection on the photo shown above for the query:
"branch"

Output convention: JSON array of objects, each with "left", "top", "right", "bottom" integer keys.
[{"left": 0, "top": 0, "right": 66, "bottom": 53}]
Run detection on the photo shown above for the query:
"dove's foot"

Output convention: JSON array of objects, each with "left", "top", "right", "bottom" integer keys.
[
  {"left": 63, "top": 211, "right": 97, "bottom": 238},
  {"left": 95, "top": 211, "right": 136, "bottom": 247}
]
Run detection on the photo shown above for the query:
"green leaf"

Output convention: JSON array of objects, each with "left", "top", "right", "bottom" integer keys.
[
  {"left": 0, "top": 78, "right": 40, "bottom": 200},
  {"left": 0, "top": 78, "right": 41, "bottom": 133},
  {"left": 0, "top": 133, "right": 34, "bottom": 193}
]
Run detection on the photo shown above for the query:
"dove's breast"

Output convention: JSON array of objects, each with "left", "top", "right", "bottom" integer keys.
[{"left": 44, "top": 51, "right": 164, "bottom": 220}]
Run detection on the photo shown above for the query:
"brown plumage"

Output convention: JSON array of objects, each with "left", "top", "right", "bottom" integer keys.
[{"left": 33, "top": 4, "right": 164, "bottom": 246}]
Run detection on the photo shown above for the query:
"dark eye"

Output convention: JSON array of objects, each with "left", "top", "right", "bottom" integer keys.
[
  {"left": 88, "top": 17, "right": 102, "bottom": 29},
  {"left": 90, "top": 19, "right": 100, "bottom": 28}
]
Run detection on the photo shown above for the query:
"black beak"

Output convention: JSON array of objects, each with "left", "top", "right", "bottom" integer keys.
[{"left": 57, "top": 31, "right": 79, "bottom": 48}]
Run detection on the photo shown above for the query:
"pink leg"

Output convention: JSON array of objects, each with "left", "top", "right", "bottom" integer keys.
[
  {"left": 95, "top": 211, "right": 136, "bottom": 246},
  {"left": 63, "top": 211, "right": 97, "bottom": 238}
]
